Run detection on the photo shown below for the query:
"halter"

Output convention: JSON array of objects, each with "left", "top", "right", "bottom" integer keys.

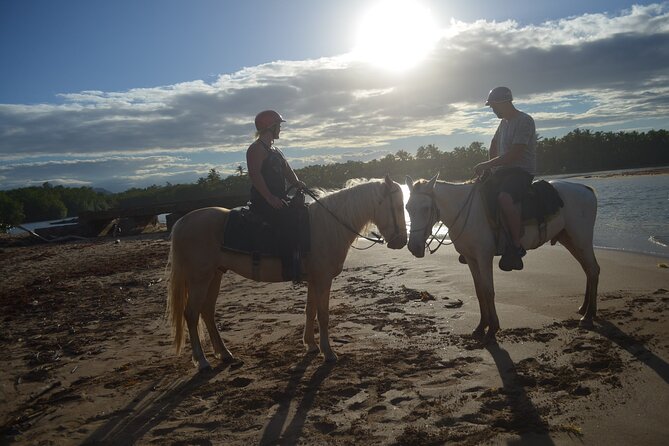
[
  {"left": 304, "top": 184, "right": 404, "bottom": 250},
  {"left": 410, "top": 182, "right": 478, "bottom": 254}
]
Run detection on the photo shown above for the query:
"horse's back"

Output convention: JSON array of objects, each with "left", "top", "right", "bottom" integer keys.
[
  {"left": 172, "top": 207, "right": 230, "bottom": 246},
  {"left": 550, "top": 180, "right": 597, "bottom": 218},
  {"left": 550, "top": 180, "right": 597, "bottom": 242}
]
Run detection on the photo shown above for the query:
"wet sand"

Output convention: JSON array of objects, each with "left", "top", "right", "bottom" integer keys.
[{"left": 1, "top": 234, "right": 667, "bottom": 445}]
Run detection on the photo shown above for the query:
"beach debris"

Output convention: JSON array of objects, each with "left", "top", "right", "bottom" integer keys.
[
  {"left": 444, "top": 299, "right": 464, "bottom": 308},
  {"left": 658, "top": 263, "right": 668, "bottom": 268},
  {"left": 420, "top": 291, "right": 435, "bottom": 302}
]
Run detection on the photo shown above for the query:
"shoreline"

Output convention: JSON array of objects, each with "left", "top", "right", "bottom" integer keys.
[
  {"left": 1, "top": 237, "right": 668, "bottom": 445},
  {"left": 544, "top": 165, "right": 669, "bottom": 180}
]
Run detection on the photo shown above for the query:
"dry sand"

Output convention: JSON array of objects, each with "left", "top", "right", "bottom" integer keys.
[{"left": 1, "top": 234, "right": 667, "bottom": 445}]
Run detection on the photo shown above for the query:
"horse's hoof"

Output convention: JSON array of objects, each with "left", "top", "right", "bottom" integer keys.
[
  {"left": 214, "top": 351, "right": 234, "bottom": 362},
  {"left": 483, "top": 334, "right": 498, "bottom": 346},
  {"left": 579, "top": 317, "right": 594, "bottom": 329},
  {"left": 323, "top": 352, "right": 338, "bottom": 363},
  {"left": 305, "top": 345, "right": 319, "bottom": 355},
  {"left": 471, "top": 329, "right": 486, "bottom": 341},
  {"left": 198, "top": 363, "right": 213, "bottom": 373},
  {"left": 221, "top": 354, "right": 235, "bottom": 364}
]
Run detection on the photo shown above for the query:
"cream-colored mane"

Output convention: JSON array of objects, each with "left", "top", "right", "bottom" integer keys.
[{"left": 310, "top": 179, "right": 387, "bottom": 241}]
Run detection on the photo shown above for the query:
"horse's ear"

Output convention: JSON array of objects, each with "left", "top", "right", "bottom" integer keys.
[
  {"left": 427, "top": 173, "right": 439, "bottom": 190},
  {"left": 384, "top": 173, "right": 393, "bottom": 187},
  {"left": 405, "top": 175, "right": 414, "bottom": 193}
]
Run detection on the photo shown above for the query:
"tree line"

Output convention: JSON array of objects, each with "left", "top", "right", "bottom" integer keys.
[{"left": 1, "top": 128, "right": 667, "bottom": 231}]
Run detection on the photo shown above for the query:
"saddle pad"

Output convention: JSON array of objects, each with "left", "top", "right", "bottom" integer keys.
[
  {"left": 481, "top": 179, "right": 564, "bottom": 229},
  {"left": 523, "top": 180, "right": 564, "bottom": 225},
  {"left": 221, "top": 206, "right": 311, "bottom": 257},
  {"left": 222, "top": 207, "right": 280, "bottom": 256}
]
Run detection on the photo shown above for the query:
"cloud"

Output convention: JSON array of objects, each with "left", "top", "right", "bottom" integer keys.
[{"left": 1, "top": 3, "right": 668, "bottom": 191}]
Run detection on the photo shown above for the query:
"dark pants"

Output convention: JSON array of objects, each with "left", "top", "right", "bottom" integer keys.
[
  {"left": 490, "top": 167, "right": 534, "bottom": 203},
  {"left": 250, "top": 201, "right": 301, "bottom": 281}
]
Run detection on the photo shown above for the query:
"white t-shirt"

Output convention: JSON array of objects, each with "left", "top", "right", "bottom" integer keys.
[{"left": 492, "top": 111, "right": 537, "bottom": 174}]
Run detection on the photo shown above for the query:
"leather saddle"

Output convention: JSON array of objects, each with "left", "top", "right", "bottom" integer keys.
[
  {"left": 221, "top": 195, "right": 311, "bottom": 281},
  {"left": 480, "top": 178, "right": 564, "bottom": 254}
]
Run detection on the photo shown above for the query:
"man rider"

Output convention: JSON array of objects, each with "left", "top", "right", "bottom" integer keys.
[{"left": 474, "top": 87, "right": 537, "bottom": 271}]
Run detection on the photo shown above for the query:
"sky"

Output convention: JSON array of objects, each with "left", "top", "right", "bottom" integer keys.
[{"left": 1, "top": 0, "right": 668, "bottom": 192}]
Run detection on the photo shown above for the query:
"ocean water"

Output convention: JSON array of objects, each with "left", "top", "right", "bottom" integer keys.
[
  {"left": 560, "top": 172, "right": 669, "bottom": 258},
  {"left": 401, "top": 171, "right": 669, "bottom": 259}
]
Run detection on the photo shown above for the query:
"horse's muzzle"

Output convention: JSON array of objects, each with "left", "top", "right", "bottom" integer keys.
[
  {"left": 387, "top": 234, "right": 407, "bottom": 250},
  {"left": 407, "top": 238, "right": 426, "bottom": 258}
]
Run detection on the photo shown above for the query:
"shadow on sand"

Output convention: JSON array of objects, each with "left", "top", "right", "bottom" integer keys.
[
  {"left": 595, "top": 318, "right": 669, "bottom": 384},
  {"left": 259, "top": 354, "right": 335, "bottom": 446},
  {"left": 485, "top": 342, "right": 556, "bottom": 446},
  {"left": 81, "top": 362, "right": 232, "bottom": 445}
]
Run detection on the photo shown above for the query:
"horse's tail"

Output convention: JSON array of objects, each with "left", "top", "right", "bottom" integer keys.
[{"left": 166, "top": 218, "right": 188, "bottom": 354}]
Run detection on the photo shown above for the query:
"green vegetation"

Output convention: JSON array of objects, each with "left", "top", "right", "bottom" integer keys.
[
  {"left": 1, "top": 128, "right": 667, "bottom": 231},
  {"left": 2, "top": 183, "right": 112, "bottom": 227}
]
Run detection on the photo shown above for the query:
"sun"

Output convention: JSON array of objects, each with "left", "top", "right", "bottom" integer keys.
[{"left": 353, "top": 0, "right": 439, "bottom": 71}]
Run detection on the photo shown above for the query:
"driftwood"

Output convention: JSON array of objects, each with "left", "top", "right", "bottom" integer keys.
[{"left": 16, "top": 225, "right": 90, "bottom": 243}]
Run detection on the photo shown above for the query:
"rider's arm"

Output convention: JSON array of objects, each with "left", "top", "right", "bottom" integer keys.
[
  {"left": 475, "top": 143, "right": 526, "bottom": 174},
  {"left": 284, "top": 164, "right": 305, "bottom": 189},
  {"left": 489, "top": 137, "right": 499, "bottom": 159}
]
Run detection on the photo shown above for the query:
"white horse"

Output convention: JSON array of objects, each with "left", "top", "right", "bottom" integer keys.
[
  {"left": 405, "top": 174, "right": 600, "bottom": 343},
  {"left": 167, "top": 176, "right": 407, "bottom": 370}
]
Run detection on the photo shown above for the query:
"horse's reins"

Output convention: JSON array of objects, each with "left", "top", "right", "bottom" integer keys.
[
  {"left": 303, "top": 185, "right": 403, "bottom": 250},
  {"left": 411, "top": 182, "right": 479, "bottom": 254}
]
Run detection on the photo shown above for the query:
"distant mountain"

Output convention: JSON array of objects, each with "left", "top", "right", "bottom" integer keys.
[{"left": 93, "top": 187, "right": 113, "bottom": 195}]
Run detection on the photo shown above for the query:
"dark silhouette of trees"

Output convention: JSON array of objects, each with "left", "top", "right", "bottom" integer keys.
[
  {"left": 1, "top": 128, "right": 666, "bottom": 230},
  {"left": 536, "top": 128, "right": 668, "bottom": 174},
  {"left": 0, "top": 192, "right": 24, "bottom": 231}
]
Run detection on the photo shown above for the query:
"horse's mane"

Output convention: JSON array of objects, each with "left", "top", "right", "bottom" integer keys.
[
  {"left": 310, "top": 178, "right": 374, "bottom": 199},
  {"left": 411, "top": 177, "right": 475, "bottom": 194},
  {"left": 311, "top": 178, "right": 386, "bottom": 236}
]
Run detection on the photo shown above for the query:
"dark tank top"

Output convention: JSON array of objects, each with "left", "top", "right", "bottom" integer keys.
[{"left": 250, "top": 141, "right": 288, "bottom": 215}]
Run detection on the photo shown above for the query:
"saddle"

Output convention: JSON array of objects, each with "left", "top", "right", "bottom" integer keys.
[
  {"left": 222, "top": 194, "right": 310, "bottom": 282},
  {"left": 480, "top": 178, "right": 564, "bottom": 255}
]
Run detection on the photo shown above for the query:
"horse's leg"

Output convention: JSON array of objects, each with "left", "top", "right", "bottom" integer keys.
[
  {"left": 201, "top": 270, "right": 234, "bottom": 362},
  {"left": 557, "top": 232, "right": 600, "bottom": 327},
  {"left": 313, "top": 278, "right": 337, "bottom": 362},
  {"left": 303, "top": 281, "right": 319, "bottom": 354},
  {"left": 468, "top": 255, "right": 498, "bottom": 342},
  {"left": 185, "top": 277, "right": 214, "bottom": 371},
  {"left": 466, "top": 256, "right": 489, "bottom": 339}
]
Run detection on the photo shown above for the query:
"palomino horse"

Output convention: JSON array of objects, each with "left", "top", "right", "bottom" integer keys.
[
  {"left": 167, "top": 176, "right": 407, "bottom": 370},
  {"left": 405, "top": 174, "right": 600, "bottom": 343}
]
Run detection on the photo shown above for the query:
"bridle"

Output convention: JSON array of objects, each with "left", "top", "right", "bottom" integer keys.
[
  {"left": 378, "top": 185, "right": 404, "bottom": 248},
  {"left": 409, "top": 182, "right": 478, "bottom": 254},
  {"left": 304, "top": 184, "right": 404, "bottom": 250}
]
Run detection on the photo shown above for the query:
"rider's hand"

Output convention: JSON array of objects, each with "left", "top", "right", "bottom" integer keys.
[
  {"left": 268, "top": 195, "right": 286, "bottom": 209},
  {"left": 474, "top": 161, "right": 489, "bottom": 177},
  {"left": 295, "top": 180, "right": 306, "bottom": 190}
]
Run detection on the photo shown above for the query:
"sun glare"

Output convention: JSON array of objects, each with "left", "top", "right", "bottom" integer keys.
[{"left": 354, "top": 0, "right": 439, "bottom": 71}]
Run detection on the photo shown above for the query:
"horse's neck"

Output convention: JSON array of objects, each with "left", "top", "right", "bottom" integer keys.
[
  {"left": 434, "top": 182, "right": 476, "bottom": 227},
  {"left": 312, "top": 183, "right": 378, "bottom": 245}
]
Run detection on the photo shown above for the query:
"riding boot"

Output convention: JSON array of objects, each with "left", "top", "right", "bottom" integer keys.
[{"left": 499, "top": 246, "right": 526, "bottom": 271}]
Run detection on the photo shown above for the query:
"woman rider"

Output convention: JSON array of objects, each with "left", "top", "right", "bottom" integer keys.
[{"left": 246, "top": 110, "right": 306, "bottom": 280}]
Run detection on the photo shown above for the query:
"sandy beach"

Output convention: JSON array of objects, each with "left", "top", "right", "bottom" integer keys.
[{"left": 1, "top": 234, "right": 667, "bottom": 445}]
